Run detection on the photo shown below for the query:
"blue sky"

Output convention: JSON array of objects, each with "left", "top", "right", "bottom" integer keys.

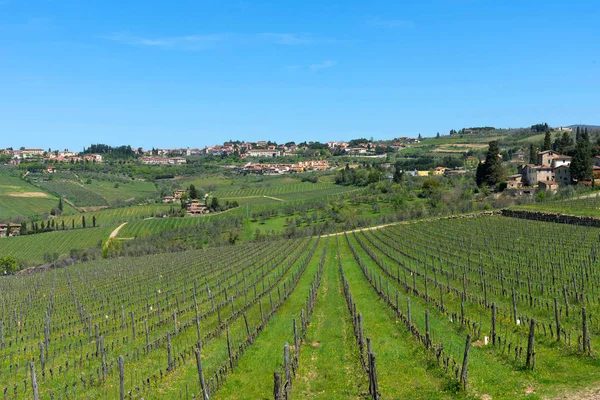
[{"left": 1, "top": 0, "right": 599, "bottom": 150}]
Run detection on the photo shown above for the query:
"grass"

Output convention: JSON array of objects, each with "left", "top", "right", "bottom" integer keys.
[
  {"left": 292, "top": 241, "right": 367, "bottom": 398},
  {"left": 339, "top": 235, "right": 459, "bottom": 399},
  {"left": 216, "top": 239, "right": 324, "bottom": 398}
]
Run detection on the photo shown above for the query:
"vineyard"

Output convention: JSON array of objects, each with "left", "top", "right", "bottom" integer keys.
[
  {"left": 513, "top": 193, "right": 600, "bottom": 218},
  {"left": 0, "top": 227, "right": 114, "bottom": 263},
  {"left": 2, "top": 216, "right": 600, "bottom": 399},
  {"left": 50, "top": 204, "right": 172, "bottom": 229},
  {"left": 36, "top": 180, "right": 109, "bottom": 208},
  {"left": 211, "top": 182, "right": 352, "bottom": 200},
  {"left": 0, "top": 175, "right": 65, "bottom": 219}
]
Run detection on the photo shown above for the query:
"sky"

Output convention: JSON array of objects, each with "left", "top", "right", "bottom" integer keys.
[{"left": 1, "top": 0, "right": 599, "bottom": 150}]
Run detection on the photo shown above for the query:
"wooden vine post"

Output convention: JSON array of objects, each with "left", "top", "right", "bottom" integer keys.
[
  {"left": 118, "top": 355, "right": 125, "bottom": 400},
  {"left": 194, "top": 347, "right": 209, "bottom": 400},
  {"left": 526, "top": 318, "right": 536, "bottom": 370},
  {"left": 460, "top": 335, "right": 471, "bottom": 390}
]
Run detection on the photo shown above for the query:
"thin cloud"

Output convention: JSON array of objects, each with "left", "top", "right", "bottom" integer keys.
[
  {"left": 367, "top": 18, "right": 415, "bottom": 29},
  {"left": 106, "top": 32, "right": 345, "bottom": 50},
  {"left": 287, "top": 61, "right": 337, "bottom": 72},
  {"left": 310, "top": 60, "right": 337, "bottom": 71},
  {"left": 105, "top": 33, "right": 231, "bottom": 50}
]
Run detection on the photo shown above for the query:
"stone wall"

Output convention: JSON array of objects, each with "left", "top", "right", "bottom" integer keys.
[{"left": 501, "top": 209, "right": 600, "bottom": 227}]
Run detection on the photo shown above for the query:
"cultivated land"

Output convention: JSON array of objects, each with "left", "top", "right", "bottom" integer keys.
[
  {"left": 512, "top": 193, "right": 600, "bottom": 218},
  {"left": 3, "top": 216, "right": 600, "bottom": 399},
  {"left": 0, "top": 174, "right": 70, "bottom": 219},
  {"left": 0, "top": 226, "right": 114, "bottom": 263}
]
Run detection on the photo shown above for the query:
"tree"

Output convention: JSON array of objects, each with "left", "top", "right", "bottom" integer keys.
[
  {"left": 82, "top": 215, "right": 86, "bottom": 228},
  {"left": 436, "top": 132, "right": 440, "bottom": 138},
  {"left": 189, "top": 184, "right": 198, "bottom": 200},
  {"left": 92, "top": 215, "right": 97, "bottom": 228},
  {"left": 0, "top": 256, "right": 19, "bottom": 274},
  {"left": 418, "top": 133, "right": 423, "bottom": 140},
  {"left": 475, "top": 141, "right": 506, "bottom": 187},
  {"left": 528, "top": 144, "right": 537, "bottom": 164},
  {"left": 20, "top": 222, "right": 27, "bottom": 236},
  {"left": 570, "top": 133, "right": 592, "bottom": 182},
  {"left": 543, "top": 130, "right": 552, "bottom": 151},
  {"left": 210, "top": 197, "right": 220, "bottom": 211},
  {"left": 58, "top": 198, "right": 64, "bottom": 213},
  {"left": 393, "top": 162, "right": 404, "bottom": 184}
]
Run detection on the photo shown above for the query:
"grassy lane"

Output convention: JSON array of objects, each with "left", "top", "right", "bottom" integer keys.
[
  {"left": 215, "top": 239, "right": 326, "bottom": 399},
  {"left": 293, "top": 240, "right": 367, "bottom": 399},
  {"left": 338, "top": 236, "right": 459, "bottom": 399}
]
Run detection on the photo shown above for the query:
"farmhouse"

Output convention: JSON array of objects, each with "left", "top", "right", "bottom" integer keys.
[
  {"left": 0, "top": 223, "right": 21, "bottom": 237},
  {"left": 506, "top": 174, "right": 523, "bottom": 189},
  {"left": 186, "top": 199, "right": 208, "bottom": 215},
  {"left": 246, "top": 149, "right": 282, "bottom": 158},
  {"left": 537, "top": 150, "right": 561, "bottom": 167},
  {"left": 538, "top": 180, "right": 559, "bottom": 193},
  {"left": 554, "top": 165, "right": 571, "bottom": 185}
]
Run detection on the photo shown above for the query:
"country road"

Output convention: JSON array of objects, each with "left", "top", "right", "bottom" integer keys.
[{"left": 109, "top": 222, "right": 127, "bottom": 239}]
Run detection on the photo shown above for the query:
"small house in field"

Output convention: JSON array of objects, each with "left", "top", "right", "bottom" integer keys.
[
  {"left": 173, "top": 190, "right": 187, "bottom": 200},
  {"left": 538, "top": 180, "right": 559, "bottom": 193},
  {"left": 162, "top": 196, "right": 175, "bottom": 203},
  {"left": 46, "top": 166, "right": 56, "bottom": 173},
  {"left": 186, "top": 199, "right": 208, "bottom": 215},
  {"left": 433, "top": 167, "right": 447, "bottom": 175},
  {"left": 506, "top": 174, "right": 523, "bottom": 190},
  {"left": 0, "top": 223, "right": 21, "bottom": 237}
]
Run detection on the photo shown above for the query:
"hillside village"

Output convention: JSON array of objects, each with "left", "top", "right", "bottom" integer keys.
[{"left": 512, "top": 150, "right": 600, "bottom": 193}]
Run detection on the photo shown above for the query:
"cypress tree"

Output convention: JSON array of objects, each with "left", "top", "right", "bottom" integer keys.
[
  {"left": 529, "top": 144, "right": 537, "bottom": 164},
  {"left": 571, "top": 132, "right": 592, "bottom": 183},
  {"left": 476, "top": 141, "right": 505, "bottom": 187},
  {"left": 543, "top": 130, "right": 552, "bottom": 151},
  {"left": 82, "top": 216, "right": 86, "bottom": 228}
]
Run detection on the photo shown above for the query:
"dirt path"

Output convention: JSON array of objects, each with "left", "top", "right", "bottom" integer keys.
[
  {"left": 109, "top": 222, "right": 127, "bottom": 239},
  {"left": 323, "top": 211, "right": 495, "bottom": 238},
  {"left": 262, "top": 195, "right": 284, "bottom": 202}
]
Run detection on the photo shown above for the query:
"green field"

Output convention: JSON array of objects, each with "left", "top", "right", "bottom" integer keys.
[
  {"left": 2, "top": 215, "right": 600, "bottom": 398},
  {"left": 85, "top": 178, "right": 158, "bottom": 204},
  {"left": 512, "top": 193, "right": 600, "bottom": 217},
  {"left": 0, "top": 225, "right": 114, "bottom": 263},
  {"left": 0, "top": 174, "right": 71, "bottom": 219},
  {"left": 50, "top": 203, "right": 173, "bottom": 228},
  {"left": 37, "top": 179, "right": 109, "bottom": 207}
]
